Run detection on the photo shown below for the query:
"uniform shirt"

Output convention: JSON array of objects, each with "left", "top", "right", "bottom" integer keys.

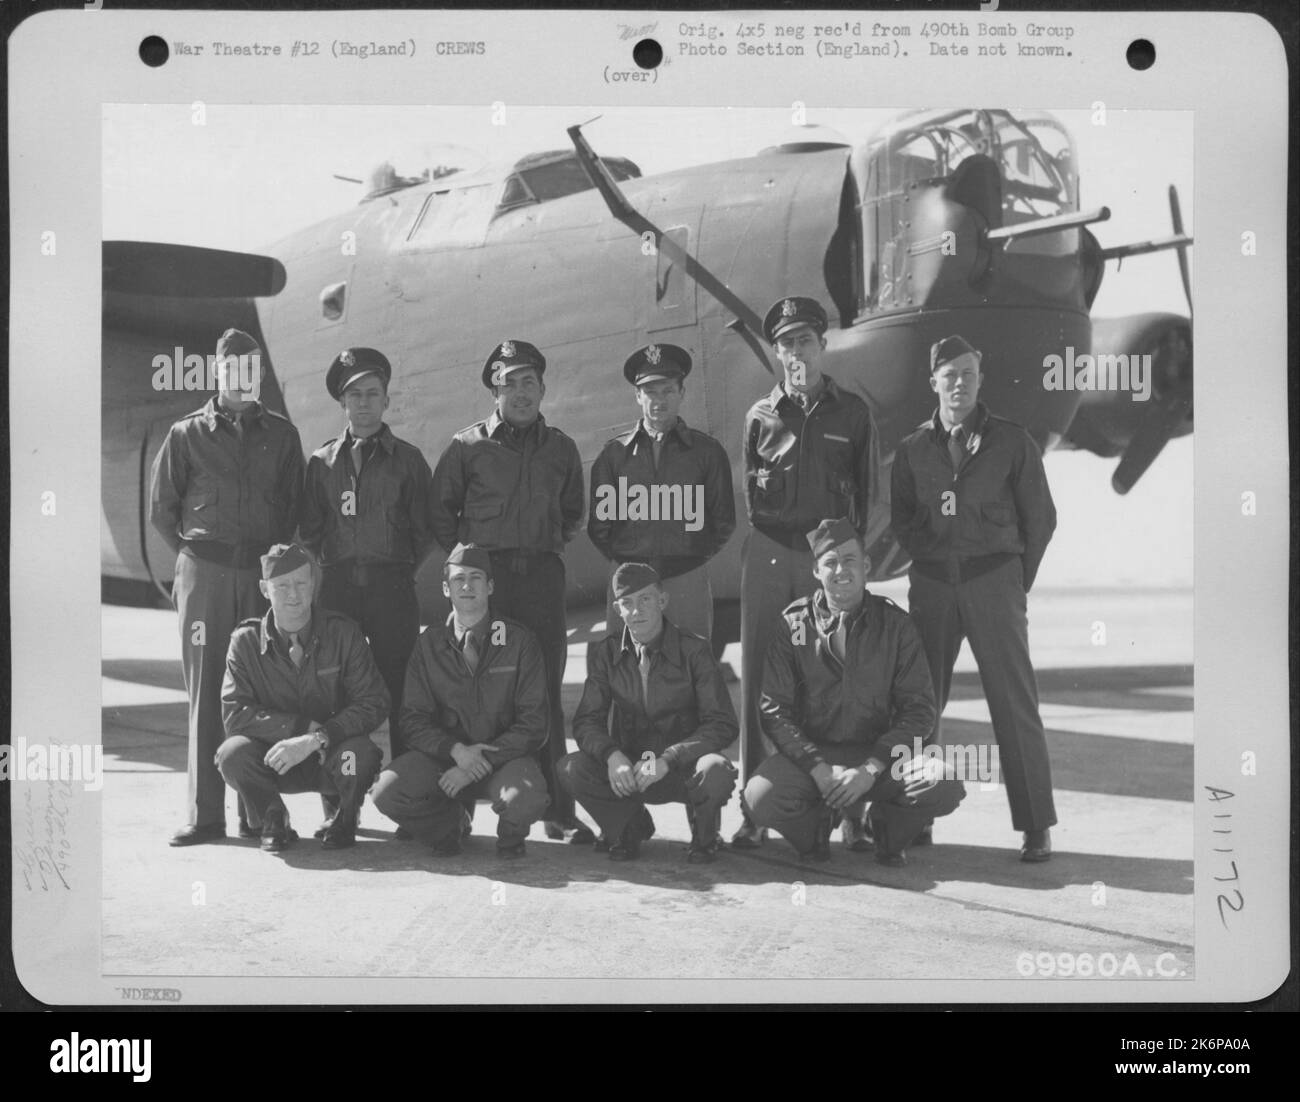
[
  {"left": 299, "top": 423, "right": 436, "bottom": 568},
  {"left": 587, "top": 417, "right": 735, "bottom": 576},
  {"left": 743, "top": 376, "right": 879, "bottom": 546},
  {"left": 150, "top": 397, "right": 304, "bottom": 554},
  {"left": 430, "top": 412, "right": 584, "bottom": 555},
  {"left": 890, "top": 402, "right": 1057, "bottom": 589},
  {"left": 759, "top": 589, "right": 936, "bottom": 773},
  {"left": 573, "top": 619, "right": 739, "bottom": 771},
  {"left": 222, "top": 607, "right": 390, "bottom": 749},
  {"left": 399, "top": 614, "right": 549, "bottom": 767}
]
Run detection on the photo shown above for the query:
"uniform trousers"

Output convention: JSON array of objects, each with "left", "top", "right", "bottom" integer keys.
[
  {"left": 743, "top": 744, "right": 966, "bottom": 855},
  {"left": 319, "top": 564, "right": 419, "bottom": 759},
  {"left": 372, "top": 751, "right": 550, "bottom": 846},
  {"left": 215, "top": 733, "right": 381, "bottom": 826},
  {"left": 605, "top": 561, "right": 713, "bottom": 643},
  {"left": 489, "top": 550, "right": 574, "bottom": 824},
  {"left": 173, "top": 548, "right": 265, "bottom": 828},
  {"left": 739, "top": 529, "right": 818, "bottom": 785},
  {"left": 907, "top": 558, "right": 1057, "bottom": 832},
  {"left": 557, "top": 751, "right": 736, "bottom": 844}
]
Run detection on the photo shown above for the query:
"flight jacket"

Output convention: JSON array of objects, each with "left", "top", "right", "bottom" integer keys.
[
  {"left": 399, "top": 614, "right": 549, "bottom": 768},
  {"left": 150, "top": 398, "right": 304, "bottom": 559},
  {"left": 587, "top": 418, "right": 736, "bottom": 577},
  {"left": 430, "top": 412, "right": 584, "bottom": 555},
  {"left": 743, "top": 376, "right": 879, "bottom": 549},
  {"left": 890, "top": 403, "right": 1056, "bottom": 589},
  {"left": 759, "top": 589, "right": 936, "bottom": 772},
  {"left": 222, "top": 607, "right": 390, "bottom": 748},
  {"left": 572, "top": 619, "right": 738, "bottom": 771},
  {"left": 299, "top": 423, "right": 436, "bottom": 569}
]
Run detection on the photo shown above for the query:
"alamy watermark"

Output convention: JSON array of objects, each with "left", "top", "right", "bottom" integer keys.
[
  {"left": 1, "top": 738, "right": 103, "bottom": 792},
  {"left": 890, "top": 738, "right": 1000, "bottom": 786},
  {"left": 1042, "top": 347, "right": 1152, "bottom": 401},
  {"left": 592, "top": 477, "right": 704, "bottom": 531},
  {"left": 151, "top": 348, "right": 262, "bottom": 401}
]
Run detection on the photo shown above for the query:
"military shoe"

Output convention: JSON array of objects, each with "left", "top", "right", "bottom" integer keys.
[
  {"left": 801, "top": 811, "right": 834, "bottom": 863},
  {"left": 1020, "top": 829, "right": 1052, "bottom": 863},
  {"left": 841, "top": 814, "right": 874, "bottom": 852},
  {"left": 320, "top": 813, "right": 357, "bottom": 850},
  {"left": 730, "top": 820, "right": 767, "bottom": 849},
  {"left": 872, "top": 818, "right": 907, "bottom": 867},
  {"left": 169, "top": 823, "right": 226, "bottom": 847},
  {"left": 260, "top": 807, "right": 297, "bottom": 853},
  {"left": 687, "top": 836, "right": 721, "bottom": 865}
]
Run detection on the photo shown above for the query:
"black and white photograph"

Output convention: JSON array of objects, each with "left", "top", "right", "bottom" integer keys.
[
  {"left": 6, "top": 8, "right": 1290, "bottom": 1010},
  {"left": 98, "top": 99, "right": 1198, "bottom": 979}
]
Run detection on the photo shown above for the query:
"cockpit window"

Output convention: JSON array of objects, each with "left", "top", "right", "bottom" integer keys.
[
  {"left": 867, "top": 110, "right": 1076, "bottom": 211},
  {"left": 494, "top": 153, "right": 642, "bottom": 216},
  {"left": 517, "top": 155, "right": 640, "bottom": 203},
  {"left": 858, "top": 109, "right": 1082, "bottom": 295},
  {"left": 364, "top": 159, "right": 462, "bottom": 200},
  {"left": 405, "top": 183, "right": 496, "bottom": 249}
]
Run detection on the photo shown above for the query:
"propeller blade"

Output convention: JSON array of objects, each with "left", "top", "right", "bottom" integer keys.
[
  {"left": 1110, "top": 391, "right": 1191, "bottom": 494},
  {"left": 1169, "top": 185, "right": 1192, "bottom": 316}
]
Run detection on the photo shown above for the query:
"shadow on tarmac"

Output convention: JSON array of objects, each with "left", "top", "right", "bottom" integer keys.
[{"left": 212, "top": 819, "right": 1192, "bottom": 900}]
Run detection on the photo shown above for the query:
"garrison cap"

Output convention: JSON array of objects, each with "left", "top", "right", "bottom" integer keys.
[
  {"left": 482, "top": 339, "right": 546, "bottom": 389},
  {"left": 623, "top": 342, "right": 692, "bottom": 387},
  {"left": 327, "top": 347, "right": 392, "bottom": 400},
  {"left": 216, "top": 328, "right": 260, "bottom": 359},
  {"left": 261, "top": 542, "right": 314, "bottom": 580},
  {"left": 930, "top": 335, "right": 982, "bottom": 373},
  {"left": 611, "top": 562, "right": 661, "bottom": 598},
  {"left": 763, "top": 296, "right": 828, "bottom": 343},
  {"left": 806, "top": 518, "right": 860, "bottom": 560},
  {"left": 445, "top": 542, "right": 493, "bottom": 578}
]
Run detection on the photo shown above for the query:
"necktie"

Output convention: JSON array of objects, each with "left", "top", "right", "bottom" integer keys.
[
  {"left": 650, "top": 431, "right": 663, "bottom": 470},
  {"left": 830, "top": 616, "right": 847, "bottom": 664},
  {"left": 288, "top": 632, "right": 304, "bottom": 669},
  {"left": 463, "top": 631, "right": 480, "bottom": 674},
  {"left": 638, "top": 644, "right": 652, "bottom": 705},
  {"left": 948, "top": 425, "right": 966, "bottom": 473},
  {"left": 351, "top": 436, "right": 372, "bottom": 478}
]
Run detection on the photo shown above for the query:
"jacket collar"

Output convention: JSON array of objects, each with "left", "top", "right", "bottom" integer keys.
[
  {"left": 327, "top": 422, "right": 396, "bottom": 463},
  {"left": 445, "top": 610, "right": 491, "bottom": 647},
  {"left": 619, "top": 618, "right": 685, "bottom": 670},
  {"left": 927, "top": 401, "right": 991, "bottom": 440},
  {"left": 259, "top": 608, "right": 318, "bottom": 656},
  {"left": 770, "top": 374, "right": 841, "bottom": 413},
  {"left": 201, "top": 396, "right": 265, "bottom": 431},
  {"left": 626, "top": 417, "right": 691, "bottom": 448},
  {"left": 486, "top": 410, "right": 548, "bottom": 442},
  {"left": 810, "top": 587, "right": 869, "bottom": 637}
]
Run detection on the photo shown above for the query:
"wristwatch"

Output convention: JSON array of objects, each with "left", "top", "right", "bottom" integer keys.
[
  {"left": 310, "top": 730, "right": 328, "bottom": 754},
  {"left": 863, "top": 760, "right": 883, "bottom": 779}
]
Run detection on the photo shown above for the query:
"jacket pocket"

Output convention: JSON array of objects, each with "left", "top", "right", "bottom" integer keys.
[
  {"left": 750, "top": 469, "right": 785, "bottom": 522},
  {"left": 852, "top": 693, "right": 891, "bottom": 737},
  {"left": 183, "top": 490, "right": 219, "bottom": 537},
  {"left": 462, "top": 499, "right": 503, "bottom": 542},
  {"left": 977, "top": 501, "right": 1019, "bottom": 540},
  {"left": 378, "top": 480, "right": 407, "bottom": 555}
]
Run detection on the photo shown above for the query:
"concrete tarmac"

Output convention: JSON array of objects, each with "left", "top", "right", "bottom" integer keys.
[{"left": 101, "top": 585, "right": 1193, "bottom": 992}]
